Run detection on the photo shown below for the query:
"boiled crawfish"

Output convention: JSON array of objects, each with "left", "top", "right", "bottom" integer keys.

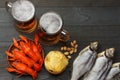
[
  {"left": 6, "top": 50, "right": 42, "bottom": 72},
  {"left": 6, "top": 34, "right": 44, "bottom": 79},
  {"left": 13, "top": 36, "right": 39, "bottom": 62},
  {"left": 6, "top": 62, "right": 37, "bottom": 79}
]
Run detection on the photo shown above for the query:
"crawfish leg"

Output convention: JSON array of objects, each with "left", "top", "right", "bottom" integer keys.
[
  {"left": 13, "top": 38, "right": 21, "bottom": 49},
  {"left": 20, "top": 41, "right": 38, "bottom": 62},
  {"left": 6, "top": 67, "right": 24, "bottom": 75},
  {"left": 13, "top": 50, "right": 33, "bottom": 67},
  {"left": 31, "top": 42, "right": 43, "bottom": 64},
  {"left": 34, "top": 33, "right": 39, "bottom": 45},
  {"left": 19, "top": 35, "right": 28, "bottom": 43},
  {"left": 5, "top": 51, "right": 14, "bottom": 57},
  {"left": 8, "top": 58, "right": 15, "bottom": 61}
]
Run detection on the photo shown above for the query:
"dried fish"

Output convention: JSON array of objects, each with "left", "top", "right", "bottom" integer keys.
[
  {"left": 106, "top": 62, "right": 120, "bottom": 80},
  {"left": 83, "top": 48, "right": 115, "bottom": 80},
  {"left": 71, "top": 42, "right": 98, "bottom": 80}
]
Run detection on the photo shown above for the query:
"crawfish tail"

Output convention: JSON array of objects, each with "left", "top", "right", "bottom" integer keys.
[
  {"left": 31, "top": 41, "right": 42, "bottom": 54},
  {"left": 33, "top": 63, "right": 42, "bottom": 72},
  {"left": 20, "top": 41, "right": 38, "bottom": 62},
  {"left": 31, "top": 42, "right": 43, "bottom": 63},
  {"left": 39, "top": 57, "right": 44, "bottom": 65},
  {"left": 12, "top": 62, "right": 37, "bottom": 79},
  {"left": 30, "top": 41, "right": 38, "bottom": 53},
  {"left": 27, "top": 51, "right": 38, "bottom": 62},
  {"left": 13, "top": 50, "right": 33, "bottom": 67},
  {"left": 19, "top": 41, "right": 30, "bottom": 53}
]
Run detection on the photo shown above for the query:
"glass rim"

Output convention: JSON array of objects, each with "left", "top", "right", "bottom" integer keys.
[
  {"left": 39, "top": 11, "right": 63, "bottom": 35},
  {"left": 11, "top": 0, "right": 35, "bottom": 22}
]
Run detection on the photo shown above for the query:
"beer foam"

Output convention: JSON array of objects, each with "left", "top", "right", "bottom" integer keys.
[
  {"left": 40, "top": 12, "right": 62, "bottom": 34},
  {"left": 12, "top": 0, "right": 35, "bottom": 22}
]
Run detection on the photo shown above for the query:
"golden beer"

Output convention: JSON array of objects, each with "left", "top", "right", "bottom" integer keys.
[
  {"left": 38, "top": 12, "right": 70, "bottom": 45},
  {"left": 6, "top": 0, "right": 37, "bottom": 33}
]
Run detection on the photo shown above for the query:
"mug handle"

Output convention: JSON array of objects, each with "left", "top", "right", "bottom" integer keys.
[
  {"left": 5, "top": 1, "right": 13, "bottom": 14},
  {"left": 59, "top": 29, "right": 70, "bottom": 42}
]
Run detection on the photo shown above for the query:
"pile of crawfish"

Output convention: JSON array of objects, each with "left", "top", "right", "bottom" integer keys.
[{"left": 5, "top": 34, "right": 44, "bottom": 80}]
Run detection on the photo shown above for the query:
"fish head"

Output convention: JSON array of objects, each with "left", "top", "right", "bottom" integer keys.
[
  {"left": 105, "top": 48, "right": 115, "bottom": 59},
  {"left": 90, "top": 42, "right": 98, "bottom": 51},
  {"left": 112, "top": 62, "right": 120, "bottom": 69}
]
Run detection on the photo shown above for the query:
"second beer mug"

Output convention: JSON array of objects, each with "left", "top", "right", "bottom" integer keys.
[
  {"left": 38, "top": 12, "right": 70, "bottom": 45},
  {"left": 5, "top": 0, "right": 37, "bottom": 33}
]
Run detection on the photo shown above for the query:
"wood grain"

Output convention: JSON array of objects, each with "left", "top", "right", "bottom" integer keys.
[
  {"left": 1, "top": 0, "right": 120, "bottom": 7},
  {"left": 0, "top": 0, "right": 120, "bottom": 80},
  {"left": 1, "top": 7, "right": 120, "bottom": 25}
]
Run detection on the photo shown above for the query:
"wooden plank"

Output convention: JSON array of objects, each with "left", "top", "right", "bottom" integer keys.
[
  {"left": 0, "top": 21, "right": 120, "bottom": 43},
  {"left": 0, "top": 1, "right": 120, "bottom": 79},
  {"left": 36, "top": 7, "right": 120, "bottom": 26},
  {"left": 30, "top": 0, "right": 120, "bottom": 7},
  {"left": 1, "top": 0, "right": 120, "bottom": 7},
  {"left": 0, "top": 22, "right": 35, "bottom": 43},
  {"left": 1, "top": 7, "right": 120, "bottom": 25},
  {"left": 0, "top": 68, "right": 13, "bottom": 80},
  {"left": 0, "top": 22, "right": 20, "bottom": 42},
  {"left": 0, "top": 24, "right": 120, "bottom": 61},
  {"left": 0, "top": 46, "right": 9, "bottom": 68},
  {"left": 0, "top": 8, "right": 12, "bottom": 23}
]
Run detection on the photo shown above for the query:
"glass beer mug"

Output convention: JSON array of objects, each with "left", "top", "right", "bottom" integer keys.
[
  {"left": 37, "top": 12, "right": 70, "bottom": 45},
  {"left": 5, "top": 0, "right": 37, "bottom": 33}
]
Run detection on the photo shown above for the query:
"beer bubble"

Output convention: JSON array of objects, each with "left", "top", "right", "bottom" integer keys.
[
  {"left": 40, "top": 12, "right": 62, "bottom": 34},
  {"left": 12, "top": 0, "right": 35, "bottom": 22}
]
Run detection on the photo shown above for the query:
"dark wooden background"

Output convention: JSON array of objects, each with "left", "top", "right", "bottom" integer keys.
[{"left": 0, "top": 0, "right": 120, "bottom": 80}]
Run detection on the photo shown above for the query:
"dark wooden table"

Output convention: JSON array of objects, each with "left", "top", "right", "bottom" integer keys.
[{"left": 0, "top": 0, "right": 120, "bottom": 80}]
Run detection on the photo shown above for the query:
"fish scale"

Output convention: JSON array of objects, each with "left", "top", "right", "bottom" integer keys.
[
  {"left": 83, "top": 48, "right": 115, "bottom": 80},
  {"left": 71, "top": 42, "right": 98, "bottom": 80},
  {"left": 99, "top": 60, "right": 112, "bottom": 80},
  {"left": 106, "top": 62, "right": 120, "bottom": 80}
]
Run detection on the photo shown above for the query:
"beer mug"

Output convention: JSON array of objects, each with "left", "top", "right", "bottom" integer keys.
[
  {"left": 5, "top": 0, "right": 37, "bottom": 33},
  {"left": 37, "top": 12, "right": 70, "bottom": 45}
]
